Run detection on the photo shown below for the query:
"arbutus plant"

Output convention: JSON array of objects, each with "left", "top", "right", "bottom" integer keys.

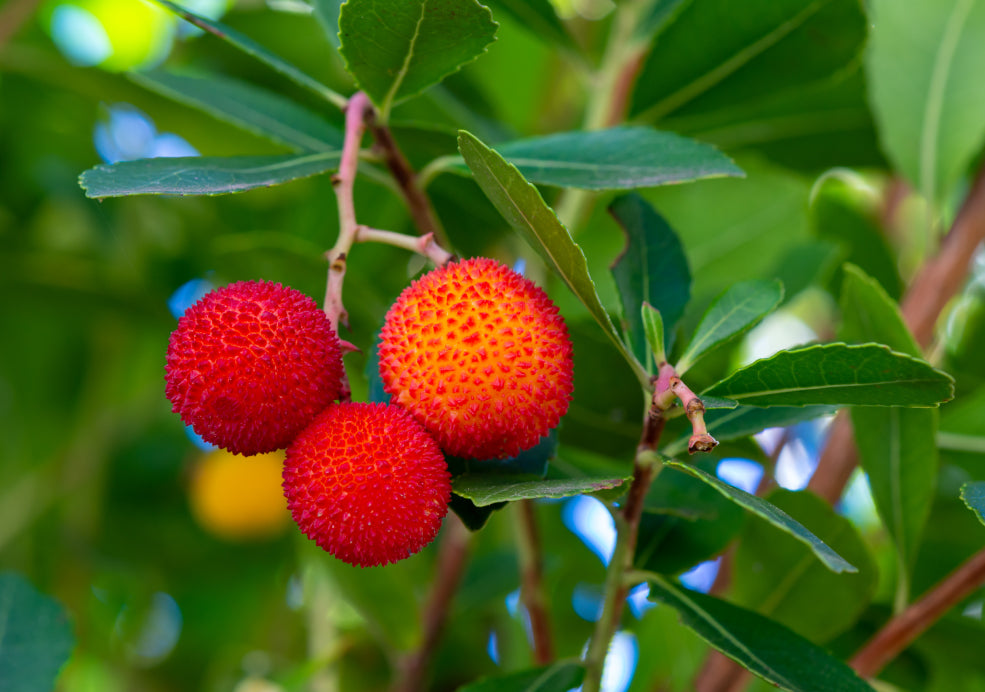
[{"left": 54, "top": 1, "right": 985, "bottom": 691}]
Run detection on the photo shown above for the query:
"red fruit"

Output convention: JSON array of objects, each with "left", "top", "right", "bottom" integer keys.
[
  {"left": 166, "top": 280, "right": 344, "bottom": 455},
  {"left": 379, "top": 257, "right": 574, "bottom": 459},
  {"left": 283, "top": 402, "right": 451, "bottom": 567}
]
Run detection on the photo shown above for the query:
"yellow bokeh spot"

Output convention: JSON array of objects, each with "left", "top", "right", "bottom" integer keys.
[
  {"left": 189, "top": 449, "right": 291, "bottom": 542},
  {"left": 47, "top": 0, "right": 175, "bottom": 71}
]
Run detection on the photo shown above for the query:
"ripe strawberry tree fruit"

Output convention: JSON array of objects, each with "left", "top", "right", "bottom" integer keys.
[
  {"left": 165, "top": 280, "right": 345, "bottom": 455},
  {"left": 283, "top": 402, "right": 451, "bottom": 567},
  {"left": 379, "top": 256, "right": 574, "bottom": 460}
]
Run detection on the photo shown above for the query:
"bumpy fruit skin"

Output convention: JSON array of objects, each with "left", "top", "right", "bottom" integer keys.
[
  {"left": 379, "top": 257, "right": 574, "bottom": 459},
  {"left": 283, "top": 402, "right": 451, "bottom": 567},
  {"left": 166, "top": 280, "right": 344, "bottom": 455}
]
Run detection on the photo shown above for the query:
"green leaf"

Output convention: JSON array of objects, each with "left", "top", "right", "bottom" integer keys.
[
  {"left": 458, "top": 660, "right": 585, "bottom": 692},
  {"left": 646, "top": 158, "right": 811, "bottom": 302},
  {"left": 733, "top": 489, "right": 877, "bottom": 642},
  {"left": 663, "top": 460, "right": 856, "bottom": 573},
  {"left": 475, "top": 127, "right": 743, "bottom": 190},
  {"left": 153, "top": 0, "right": 346, "bottom": 108},
  {"left": 609, "top": 194, "right": 691, "bottom": 362},
  {"left": 130, "top": 70, "right": 343, "bottom": 152},
  {"left": 666, "top": 65, "right": 883, "bottom": 173},
  {"left": 813, "top": 178, "right": 903, "bottom": 300},
  {"left": 0, "top": 572, "right": 74, "bottom": 692},
  {"left": 632, "top": 0, "right": 867, "bottom": 125},
  {"left": 642, "top": 304, "right": 666, "bottom": 366},
  {"left": 662, "top": 405, "right": 837, "bottom": 456},
  {"left": 636, "top": 458, "right": 746, "bottom": 574},
  {"left": 839, "top": 263, "right": 935, "bottom": 601},
  {"left": 703, "top": 343, "right": 954, "bottom": 407},
  {"left": 676, "top": 279, "right": 783, "bottom": 374},
  {"left": 866, "top": 0, "right": 985, "bottom": 205},
  {"left": 79, "top": 153, "right": 341, "bottom": 198},
  {"left": 960, "top": 482, "right": 985, "bottom": 527},
  {"left": 449, "top": 494, "right": 505, "bottom": 531},
  {"left": 457, "top": 130, "right": 647, "bottom": 384},
  {"left": 635, "top": 0, "right": 693, "bottom": 40},
  {"left": 644, "top": 574, "right": 876, "bottom": 692},
  {"left": 451, "top": 475, "right": 628, "bottom": 506},
  {"left": 851, "top": 407, "right": 937, "bottom": 598},
  {"left": 839, "top": 263, "right": 919, "bottom": 357},
  {"left": 311, "top": 0, "right": 344, "bottom": 49},
  {"left": 484, "top": 0, "right": 577, "bottom": 53},
  {"left": 338, "top": 0, "right": 497, "bottom": 118}
]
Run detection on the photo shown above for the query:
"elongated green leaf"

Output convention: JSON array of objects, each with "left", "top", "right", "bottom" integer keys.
[
  {"left": 79, "top": 153, "right": 341, "bottom": 198},
  {"left": 485, "top": 0, "right": 577, "bottom": 52},
  {"left": 636, "top": 0, "right": 692, "bottom": 40},
  {"left": 311, "top": 0, "right": 344, "bottom": 49},
  {"left": 339, "top": 0, "right": 497, "bottom": 117},
  {"left": 458, "top": 661, "right": 585, "bottom": 692},
  {"left": 457, "top": 130, "right": 647, "bottom": 384},
  {"left": 839, "top": 264, "right": 919, "bottom": 357},
  {"left": 130, "top": 70, "right": 343, "bottom": 152},
  {"left": 703, "top": 343, "right": 954, "bottom": 407},
  {"left": 664, "top": 460, "right": 856, "bottom": 573},
  {"left": 636, "top": 458, "right": 745, "bottom": 574},
  {"left": 852, "top": 407, "right": 937, "bottom": 598},
  {"left": 153, "top": 0, "right": 346, "bottom": 108},
  {"left": 450, "top": 494, "right": 504, "bottom": 531},
  {"left": 610, "top": 194, "right": 690, "bottom": 362},
  {"left": 471, "top": 127, "right": 743, "bottom": 190},
  {"left": 866, "top": 0, "right": 985, "bottom": 205},
  {"left": 662, "top": 405, "right": 837, "bottom": 456},
  {"left": 452, "top": 476, "right": 628, "bottom": 506},
  {"left": 814, "top": 179, "right": 903, "bottom": 300},
  {"left": 645, "top": 574, "right": 875, "bottom": 692},
  {"left": 840, "top": 263, "right": 935, "bottom": 599},
  {"left": 632, "top": 0, "right": 866, "bottom": 124},
  {"left": 642, "top": 303, "right": 666, "bottom": 366},
  {"left": 668, "top": 64, "right": 882, "bottom": 173},
  {"left": 0, "top": 572, "right": 74, "bottom": 692},
  {"left": 676, "top": 279, "right": 783, "bottom": 374},
  {"left": 733, "top": 489, "right": 877, "bottom": 642},
  {"left": 960, "top": 482, "right": 985, "bottom": 527}
]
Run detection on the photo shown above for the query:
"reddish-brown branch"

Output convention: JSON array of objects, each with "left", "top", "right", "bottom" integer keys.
[
  {"left": 0, "top": 0, "right": 42, "bottom": 46},
  {"left": 391, "top": 514, "right": 472, "bottom": 692},
  {"left": 851, "top": 547, "right": 985, "bottom": 678},
  {"left": 366, "top": 119, "right": 449, "bottom": 247},
  {"left": 515, "top": 499, "right": 555, "bottom": 664}
]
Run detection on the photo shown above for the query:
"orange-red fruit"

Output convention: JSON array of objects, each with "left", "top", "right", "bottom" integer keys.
[
  {"left": 283, "top": 402, "right": 451, "bottom": 567},
  {"left": 166, "top": 280, "right": 344, "bottom": 456},
  {"left": 379, "top": 257, "right": 574, "bottom": 459}
]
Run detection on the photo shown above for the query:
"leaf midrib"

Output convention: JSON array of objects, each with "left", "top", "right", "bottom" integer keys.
[
  {"left": 919, "top": 0, "right": 978, "bottom": 204},
  {"left": 640, "top": 0, "right": 831, "bottom": 122}
]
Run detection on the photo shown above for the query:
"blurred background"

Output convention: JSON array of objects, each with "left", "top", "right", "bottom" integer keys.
[{"left": 4, "top": 0, "right": 985, "bottom": 691}]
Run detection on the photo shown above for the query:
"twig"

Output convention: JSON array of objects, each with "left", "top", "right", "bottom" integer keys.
[
  {"left": 324, "top": 92, "right": 373, "bottom": 333},
  {"left": 850, "top": 547, "right": 985, "bottom": 679},
  {"left": 353, "top": 228, "right": 454, "bottom": 267},
  {"left": 366, "top": 118, "right": 450, "bottom": 247},
  {"left": 390, "top": 514, "right": 472, "bottom": 692},
  {"left": 0, "top": 0, "right": 43, "bottom": 46},
  {"left": 514, "top": 499, "right": 555, "bottom": 664},
  {"left": 584, "top": 364, "right": 714, "bottom": 692}
]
